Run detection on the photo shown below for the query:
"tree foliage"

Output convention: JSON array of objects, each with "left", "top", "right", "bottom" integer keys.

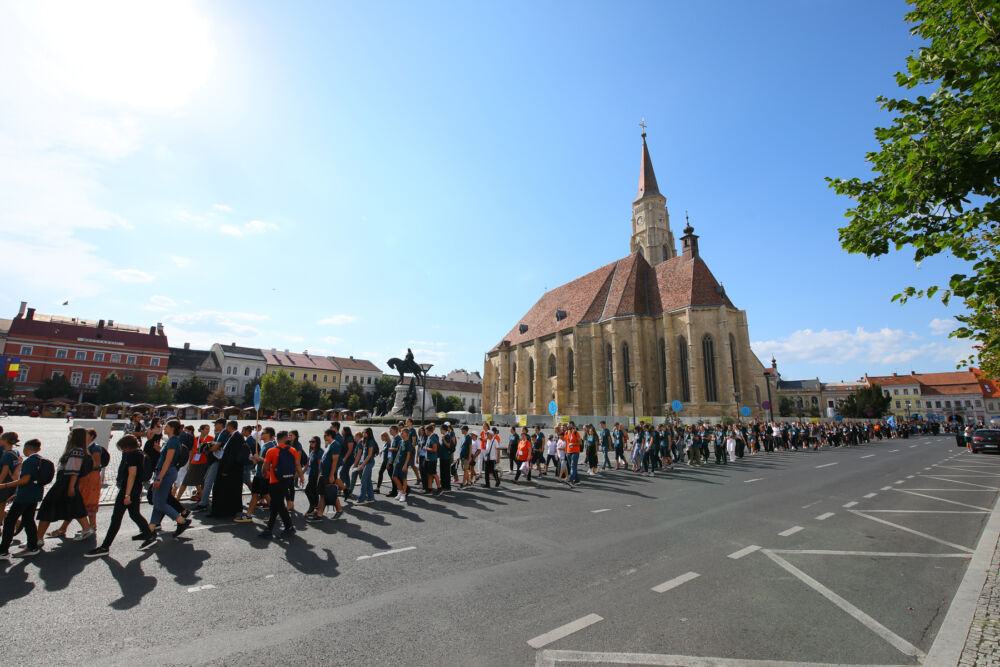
[
  {"left": 828, "top": 0, "right": 1000, "bottom": 377},
  {"left": 207, "top": 386, "right": 229, "bottom": 408},
  {"left": 145, "top": 376, "right": 174, "bottom": 405},
  {"left": 96, "top": 374, "right": 124, "bottom": 404},
  {"left": 242, "top": 377, "right": 262, "bottom": 408},
  {"left": 175, "top": 376, "right": 211, "bottom": 405},
  {"left": 778, "top": 395, "right": 795, "bottom": 418},
  {"left": 838, "top": 384, "right": 893, "bottom": 418},
  {"left": 298, "top": 379, "right": 321, "bottom": 410},
  {"left": 347, "top": 394, "right": 361, "bottom": 410},
  {"left": 34, "top": 373, "right": 74, "bottom": 400},
  {"left": 261, "top": 370, "right": 299, "bottom": 411}
]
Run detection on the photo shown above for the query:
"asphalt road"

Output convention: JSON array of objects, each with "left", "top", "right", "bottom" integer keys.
[{"left": 2, "top": 434, "right": 993, "bottom": 666}]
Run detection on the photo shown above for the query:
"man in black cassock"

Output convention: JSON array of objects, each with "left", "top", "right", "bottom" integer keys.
[{"left": 211, "top": 420, "right": 248, "bottom": 518}]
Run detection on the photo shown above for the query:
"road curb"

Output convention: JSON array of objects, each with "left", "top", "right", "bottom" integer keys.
[{"left": 923, "top": 453, "right": 1000, "bottom": 665}]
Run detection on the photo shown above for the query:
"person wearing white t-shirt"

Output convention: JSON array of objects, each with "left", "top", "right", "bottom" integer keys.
[
  {"left": 544, "top": 434, "right": 558, "bottom": 475},
  {"left": 482, "top": 428, "right": 501, "bottom": 488}
]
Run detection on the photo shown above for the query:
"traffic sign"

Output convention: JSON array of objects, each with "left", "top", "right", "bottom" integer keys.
[
  {"left": 671, "top": 400, "right": 683, "bottom": 412},
  {"left": 761, "top": 401, "right": 771, "bottom": 410},
  {"left": 548, "top": 400, "right": 558, "bottom": 416},
  {"left": 253, "top": 385, "right": 261, "bottom": 411},
  {"left": 740, "top": 406, "right": 751, "bottom": 417}
]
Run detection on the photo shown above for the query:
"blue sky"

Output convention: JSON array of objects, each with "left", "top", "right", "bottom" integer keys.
[{"left": 0, "top": 0, "right": 974, "bottom": 381}]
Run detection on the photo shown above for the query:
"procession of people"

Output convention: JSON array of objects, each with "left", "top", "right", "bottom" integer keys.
[{"left": 0, "top": 414, "right": 942, "bottom": 560}]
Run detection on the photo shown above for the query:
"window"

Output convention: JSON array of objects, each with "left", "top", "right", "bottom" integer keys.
[
  {"left": 255, "top": 368, "right": 261, "bottom": 378},
  {"left": 19, "top": 345, "right": 33, "bottom": 355},
  {"left": 150, "top": 358, "right": 160, "bottom": 367},
  {"left": 916, "top": 400, "right": 921, "bottom": 407},
  {"left": 271, "top": 370, "right": 277, "bottom": 375},
  {"left": 70, "top": 371, "right": 83, "bottom": 386},
  {"left": 623, "top": 342, "right": 632, "bottom": 402},
  {"left": 606, "top": 344, "right": 614, "bottom": 405},
  {"left": 945, "top": 400, "right": 952, "bottom": 408},
  {"left": 893, "top": 389, "right": 899, "bottom": 395},
  {"left": 678, "top": 336, "right": 690, "bottom": 403},
  {"left": 123, "top": 374, "right": 134, "bottom": 382},
  {"left": 965, "top": 400, "right": 973, "bottom": 407},
  {"left": 75, "top": 350, "right": 87, "bottom": 361},
  {"left": 16, "top": 366, "right": 28, "bottom": 383},
  {"left": 895, "top": 400, "right": 901, "bottom": 408},
  {"left": 976, "top": 400, "right": 983, "bottom": 407},
  {"left": 367, "top": 377, "right": 372, "bottom": 384},
  {"left": 89, "top": 373, "right": 101, "bottom": 386},
  {"left": 323, "top": 375, "right": 328, "bottom": 382},
  {"left": 147, "top": 376, "right": 157, "bottom": 387},
  {"left": 548, "top": 354, "right": 557, "bottom": 378},
  {"left": 208, "top": 380, "right": 219, "bottom": 390},
  {"left": 313, "top": 374, "right": 318, "bottom": 381},
  {"left": 729, "top": 333, "right": 739, "bottom": 395},
  {"left": 290, "top": 372, "right": 295, "bottom": 378},
  {"left": 244, "top": 367, "right": 249, "bottom": 376},
  {"left": 811, "top": 396, "right": 818, "bottom": 406},
  {"left": 568, "top": 349, "right": 575, "bottom": 391},
  {"left": 702, "top": 335, "right": 718, "bottom": 402},
  {"left": 110, "top": 354, "right": 121, "bottom": 363},
  {"left": 659, "top": 339, "right": 667, "bottom": 404},
  {"left": 126, "top": 355, "right": 137, "bottom": 365},
  {"left": 528, "top": 357, "right": 535, "bottom": 403},
  {"left": 170, "top": 379, "right": 179, "bottom": 389},
  {"left": 93, "top": 352, "right": 105, "bottom": 362},
  {"left": 936, "top": 401, "right": 942, "bottom": 408},
  {"left": 56, "top": 349, "right": 68, "bottom": 359},
  {"left": 52, "top": 370, "right": 65, "bottom": 379}
]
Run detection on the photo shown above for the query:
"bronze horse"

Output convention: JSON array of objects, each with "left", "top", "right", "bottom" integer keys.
[{"left": 387, "top": 348, "right": 425, "bottom": 385}]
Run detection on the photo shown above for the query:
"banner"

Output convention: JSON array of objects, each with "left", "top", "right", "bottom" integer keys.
[{"left": 517, "top": 414, "right": 527, "bottom": 427}]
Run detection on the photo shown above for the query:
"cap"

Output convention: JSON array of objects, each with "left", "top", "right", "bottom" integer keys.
[
  {"left": 444, "top": 421, "right": 451, "bottom": 427},
  {"left": 460, "top": 425, "right": 469, "bottom": 431},
  {"left": 214, "top": 418, "right": 226, "bottom": 424}
]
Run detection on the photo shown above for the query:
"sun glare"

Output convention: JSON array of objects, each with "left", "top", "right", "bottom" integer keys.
[{"left": 32, "top": 0, "right": 215, "bottom": 109}]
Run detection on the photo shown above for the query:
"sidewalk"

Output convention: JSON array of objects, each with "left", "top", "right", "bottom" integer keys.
[{"left": 960, "top": 535, "right": 1000, "bottom": 666}]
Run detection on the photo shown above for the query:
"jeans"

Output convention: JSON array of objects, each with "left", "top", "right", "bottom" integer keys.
[
  {"left": 601, "top": 450, "right": 612, "bottom": 469},
  {"left": 339, "top": 459, "right": 354, "bottom": 497},
  {"left": 358, "top": 461, "right": 375, "bottom": 502},
  {"left": 101, "top": 488, "right": 152, "bottom": 548},
  {"left": 150, "top": 466, "right": 180, "bottom": 525},
  {"left": 0, "top": 501, "right": 38, "bottom": 552},
  {"left": 197, "top": 461, "right": 219, "bottom": 508},
  {"left": 567, "top": 452, "right": 580, "bottom": 483}
]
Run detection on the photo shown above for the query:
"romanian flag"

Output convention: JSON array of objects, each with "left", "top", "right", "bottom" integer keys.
[{"left": 0, "top": 356, "right": 19, "bottom": 378}]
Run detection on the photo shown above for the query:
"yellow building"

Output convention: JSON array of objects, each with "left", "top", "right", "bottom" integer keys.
[{"left": 262, "top": 349, "right": 341, "bottom": 394}]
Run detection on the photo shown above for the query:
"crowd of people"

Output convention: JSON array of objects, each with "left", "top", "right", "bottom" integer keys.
[{"left": 0, "top": 414, "right": 937, "bottom": 560}]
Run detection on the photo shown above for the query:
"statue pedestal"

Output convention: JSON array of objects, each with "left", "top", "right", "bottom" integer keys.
[{"left": 388, "top": 383, "right": 437, "bottom": 420}]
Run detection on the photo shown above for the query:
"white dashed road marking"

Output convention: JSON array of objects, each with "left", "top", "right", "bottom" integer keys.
[
  {"left": 889, "top": 449, "right": 900, "bottom": 453},
  {"left": 528, "top": 614, "right": 604, "bottom": 649},
  {"left": 864, "top": 493, "right": 877, "bottom": 499},
  {"left": 727, "top": 545, "right": 761, "bottom": 560},
  {"left": 187, "top": 584, "right": 216, "bottom": 593},
  {"left": 356, "top": 546, "right": 417, "bottom": 561},
  {"left": 881, "top": 486, "right": 893, "bottom": 491},
  {"left": 744, "top": 478, "right": 763, "bottom": 483},
  {"left": 843, "top": 501, "right": 858, "bottom": 508},
  {"left": 591, "top": 509, "right": 612, "bottom": 514},
  {"left": 651, "top": 571, "right": 700, "bottom": 594},
  {"left": 815, "top": 512, "right": 835, "bottom": 521},
  {"left": 861, "top": 455, "right": 875, "bottom": 459},
  {"left": 815, "top": 463, "right": 837, "bottom": 469},
  {"left": 779, "top": 526, "right": 804, "bottom": 537}
]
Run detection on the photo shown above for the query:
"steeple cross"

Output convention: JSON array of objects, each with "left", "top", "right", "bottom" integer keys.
[{"left": 639, "top": 117, "right": 647, "bottom": 135}]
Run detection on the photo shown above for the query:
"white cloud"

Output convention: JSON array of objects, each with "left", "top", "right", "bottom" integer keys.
[
  {"left": 170, "top": 255, "right": 192, "bottom": 268},
  {"left": 112, "top": 269, "right": 155, "bottom": 283},
  {"left": 212, "top": 203, "right": 232, "bottom": 212},
  {"left": 219, "top": 219, "right": 278, "bottom": 237},
  {"left": 323, "top": 336, "right": 344, "bottom": 345},
  {"left": 408, "top": 340, "right": 447, "bottom": 348},
  {"left": 161, "top": 309, "right": 270, "bottom": 347},
  {"left": 318, "top": 315, "right": 357, "bottom": 326},
  {"left": 929, "top": 317, "right": 955, "bottom": 336},
  {"left": 143, "top": 295, "right": 176, "bottom": 311}
]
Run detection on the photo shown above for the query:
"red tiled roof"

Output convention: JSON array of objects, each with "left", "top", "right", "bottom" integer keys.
[
  {"left": 973, "top": 369, "right": 1000, "bottom": 398},
  {"left": 262, "top": 349, "right": 339, "bottom": 372},
  {"left": 492, "top": 251, "right": 735, "bottom": 351},
  {"left": 330, "top": 356, "right": 380, "bottom": 372},
  {"left": 8, "top": 315, "right": 168, "bottom": 350}
]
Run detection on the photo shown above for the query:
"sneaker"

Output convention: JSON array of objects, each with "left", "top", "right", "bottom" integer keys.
[
  {"left": 279, "top": 527, "right": 296, "bottom": 539},
  {"left": 174, "top": 520, "right": 192, "bottom": 538},
  {"left": 84, "top": 546, "right": 110, "bottom": 558},
  {"left": 398, "top": 494, "right": 406, "bottom": 502},
  {"left": 258, "top": 530, "right": 273, "bottom": 539},
  {"left": 138, "top": 535, "right": 159, "bottom": 550},
  {"left": 73, "top": 528, "right": 96, "bottom": 542},
  {"left": 305, "top": 514, "right": 322, "bottom": 522},
  {"left": 0, "top": 552, "right": 9, "bottom": 561},
  {"left": 191, "top": 505, "right": 208, "bottom": 513},
  {"left": 234, "top": 513, "right": 253, "bottom": 523},
  {"left": 333, "top": 511, "right": 343, "bottom": 520}
]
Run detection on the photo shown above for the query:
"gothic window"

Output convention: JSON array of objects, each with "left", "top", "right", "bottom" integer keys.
[
  {"left": 659, "top": 338, "right": 668, "bottom": 404},
  {"left": 755, "top": 386, "right": 761, "bottom": 406},
  {"left": 568, "top": 349, "right": 575, "bottom": 391},
  {"left": 702, "top": 334, "right": 718, "bottom": 402},
  {"left": 511, "top": 362, "right": 517, "bottom": 404},
  {"left": 606, "top": 344, "right": 614, "bottom": 405},
  {"left": 796, "top": 396, "right": 804, "bottom": 408},
  {"left": 678, "top": 336, "right": 690, "bottom": 403},
  {"left": 662, "top": 245, "right": 670, "bottom": 260},
  {"left": 528, "top": 358, "right": 534, "bottom": 404},
  {"left": 729, "top": 333, "right": 739, "bottom": 394},
  {"left": 623, "top": 342, "right": 632, "bottom": 402},
  {"left": 548, "top": 354, "right": 556, "bottom": 378}
]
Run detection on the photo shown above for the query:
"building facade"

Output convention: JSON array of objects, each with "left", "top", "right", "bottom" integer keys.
[
  {"left": 331, "top": 356, "right": 381, "bottom": 393},
  {"left": 5, "top": 302, "right": 169, "bottom": 398},
  {"left": 263, "top": 349, "right": 341, "bottom": 394},
  {"left": 483, "top": 133, "right": 770, "bottom": 419},
  {"left": 866, "top": 371, "right": 997, "bottom": 423},
  {"left": 425, "top": 377, "right": 483, "bottom": 412},
  {"left": 212, "top": 343, "right": 266, "bottom": 399},
  {"left": 167, "top": 343, "right": 222, "bottom": 392}
]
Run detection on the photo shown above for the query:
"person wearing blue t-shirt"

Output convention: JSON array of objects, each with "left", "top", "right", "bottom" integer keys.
[
  {"left": 0, "top": 439, "right": 43, "bottom": 559},
  {"left": 424, "top": 424, "right": 441, "bottom": 496}
]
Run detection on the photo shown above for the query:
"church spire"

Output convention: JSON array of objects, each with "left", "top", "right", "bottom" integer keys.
[{"left": 636, "top": 118, "right": 661, "bottom": 201}]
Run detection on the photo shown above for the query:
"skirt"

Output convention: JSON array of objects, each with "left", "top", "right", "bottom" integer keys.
[
  {"left": 182, "top": 462, "right": 209, "bottom": 487},
  {"left": 36, "top": 474, "right": 88, "bottom": 523},
  {"left": 77, "top": 470, "right": 101, "bottom": 516}
]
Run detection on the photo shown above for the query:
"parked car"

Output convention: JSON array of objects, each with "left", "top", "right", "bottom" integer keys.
[{"left": 970, "top": 428, "right": 1000, "bottom": 454}]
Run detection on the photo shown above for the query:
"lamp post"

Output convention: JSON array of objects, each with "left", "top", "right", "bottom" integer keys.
[
  {"left": 764, "top": 357, "right": 775, "bottom": 423},
  {"left": 628, "top": 381, "right": 638, "bottom": 427},
  {"left": 419, "top": 363, "right": 433, "bottom": 424},
  {"left": 904, "top": 399, "right": 911, "bottom": 422}
]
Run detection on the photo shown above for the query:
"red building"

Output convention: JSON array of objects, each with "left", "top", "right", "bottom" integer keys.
[{"left": 4, "top": 302, "right": 169, "bottom": 399}]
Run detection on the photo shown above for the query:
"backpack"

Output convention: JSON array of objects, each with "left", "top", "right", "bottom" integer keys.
[
  {"left": 97, "top": 446, "right": 111, "bottom": 469},
  {"left": 35, "top": 457, "right": 55, "bottom": 486},
  {"left": 276, "top": 445, "right": 297, "bottom": 479},
  {"left": 173, "top": 443, "right": 190, "bottom": 469}
]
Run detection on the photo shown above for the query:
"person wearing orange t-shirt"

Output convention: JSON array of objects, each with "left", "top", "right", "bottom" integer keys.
[
  {"left": 564, "top": 423, "right": 582, "bottom": 485},
  {"left": 259, "top": 431, "right": 303, "bottom": 539},
  {"left": 513, "top": 433, "right": 533, "bottom": 483}
]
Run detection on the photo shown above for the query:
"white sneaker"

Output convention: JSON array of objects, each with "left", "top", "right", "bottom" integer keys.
[{"left": 398, "top": 493, "right": 406, "bottom": 502}]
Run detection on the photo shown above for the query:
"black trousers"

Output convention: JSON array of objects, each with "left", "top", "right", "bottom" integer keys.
[
  {"left": 439, "top": 458, "right": 452, "bottom": 491},
  {"left": 101, "top": 488, "right": 152, "bottom": 548},
  {"left": 514, "top": 461, "right": 531, "bottom": 482},
  {"left": 376, "top": 456, "right": 390, "bottom": 489},
  {"left": 484, "top": 460, "right": 500, "bottom": 487},
  {"left": 508, "top": 450, "right": 516, "bottom": 472},
  {"left": 304, "top": 474, "right": 319, "bottom": 512},
  {"left": 267, "top": 480, "right": 292, "bottom": 531},
  {"left": 0, "top": 502, "right": 37, "bottom": 552}
]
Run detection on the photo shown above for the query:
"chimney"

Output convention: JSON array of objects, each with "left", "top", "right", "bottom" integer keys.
[
  {"left": 911, "top": 370, "right": 916, "bottom": 375},
  {"left": 892, "top": 372, "right": 898, "bottom": 377},
  {"left": 98, "top": 319, "right": 105, "bottom": 328},
  {"left": 17, "top": 301, "right": 26, "bottom": 318},
  {"left": 184, "top": 342, "right": 190, "bottom": 350},
  {"left": 284, "top": 349, "right": 289, "bottom": 354},
  {"left": 26, "top": 308, "right": 35, "bottom": 320},
  {"left": 108, "top": 320, "right": 114, "bottom": 327},
  {"left": 149, "top": 326, "right": 156, "bottom": 335},
  {"left": 157, "top": 322, "right": 164, "bottom": 336},
  {"left": 231, "top": 342, "right": 236, "bottom": 347}
]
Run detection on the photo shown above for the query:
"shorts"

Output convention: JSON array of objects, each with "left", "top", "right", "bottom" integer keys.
[
  {"left": 461, "top": 460, "right": 472, "bottom": 472},
  {"left": 251, "top": 475, "right": 269, "bottom": 495},
  {"left": 392, "top": 464, "right": 407, "bottom": 481}
]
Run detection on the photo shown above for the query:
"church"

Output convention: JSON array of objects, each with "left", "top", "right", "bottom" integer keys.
[{"left": 483, "top": 130, "right": 771, "bottom": 420}]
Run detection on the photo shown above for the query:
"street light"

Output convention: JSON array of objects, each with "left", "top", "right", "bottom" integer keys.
[
  {"left": 628, "top": 381, "right": 638, "bottom": 427},
  {"left": 419, "top": 362, "right": 433, "bottom": 424},
  {"left": 904, "top": 399, "right": 911, "bottom": 421},
  {"left": 764, "top": 359, "right": 775, "bottom": 422}
]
